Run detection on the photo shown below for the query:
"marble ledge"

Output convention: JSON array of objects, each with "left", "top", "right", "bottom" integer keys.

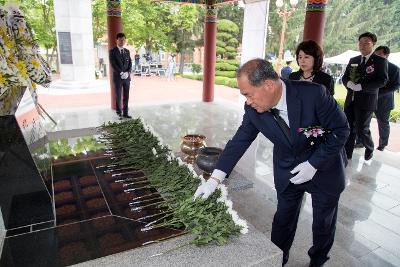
[{"left": 74, "top": 225, "right": 282, "bottom": 267}]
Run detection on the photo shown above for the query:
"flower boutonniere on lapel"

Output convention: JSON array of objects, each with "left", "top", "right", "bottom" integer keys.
[
  {"left": 297, "top": 126, "right": 331, "bottom": 146},
  {"left": 366, "top": 65, "right": 375, "bottom": 74}
]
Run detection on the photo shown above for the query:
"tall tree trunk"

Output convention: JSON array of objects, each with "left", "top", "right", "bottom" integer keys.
[{"left": 179, "top": 51, "right": 185, "bottom": 74}]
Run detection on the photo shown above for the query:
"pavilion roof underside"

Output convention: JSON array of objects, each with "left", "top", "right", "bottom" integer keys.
[{"left": 155, "top": 0, "right": 238, "bottom": 5}]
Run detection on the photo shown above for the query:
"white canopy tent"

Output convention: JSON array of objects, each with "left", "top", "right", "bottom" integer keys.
[
  {"left": 324, "top": 50, "right": 400, "bottom": 67},
  {"left": 324, "top": 50, "right": 360, "bottom": 65}
]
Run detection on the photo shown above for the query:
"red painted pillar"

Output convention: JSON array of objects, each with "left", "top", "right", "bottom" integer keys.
[
  {"left": 303, "top": 0, "right": 327, "bottom": 47},
  {"left": 107, "top": 0, "right": 122, "bottom": 110},
  {"left": 202, "top": 4, "right": 217, "bottom": 102}
]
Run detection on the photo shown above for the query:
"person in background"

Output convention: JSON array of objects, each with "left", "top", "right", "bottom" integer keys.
[
  {"left": 109, "top": 32, "right": 132, "bottom": 119},
  {"left": 373, "top": 45, "right": 400, "bottom": 151},
  {"left": 134, "top": 53, "right": 140, "bottom": 69},
  {"left": 194, "top": 59, "right": 349, "bottom": 267},
  {"left": 342, "top": 32, "right": 388, "bottom": 161},
  {"left": 166, "top": 53, "right": 176, "bottom": 81},
  {"left": 280, "top": 60, "right": 293, "bottom": 79},
  {"left": 289, "top": 40, "right": 335, "bottom": 96}
]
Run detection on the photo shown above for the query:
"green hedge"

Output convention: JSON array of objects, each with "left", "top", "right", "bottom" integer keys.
[
  {"left": 216, "top": 40, "right": 225, "bottom": 48},
  {"left": 215, "top": 62, "right": 237, "bottom": 71},
  {"left": 216, "top": 47, "right": 226, "bottom": 54},
  {"left": 225, "top": 46, "right": 237, "bottom": 53},
  {"left": 390, "top": 110, "right": 400, "bottom": 122},
  {"left": 217, "top": 59, "right": 240, "bottom": 67},
  {"left": 214, "top": 76, "right": 238, "bottom": 88},
  {"left": 228, "top": 38, "right": 239, "bottom": 47},
  {"left": 216, "top": 32, "right": 231, "bottom": 40},
  {"left": 215, "top": 71, "right": 236, "bottom": 78},
  {"left": 334, "top": 98, "right": 399, "bottom": 122},
  {"left": 182, "top": 74, "right": 202, "bottom": 80}
]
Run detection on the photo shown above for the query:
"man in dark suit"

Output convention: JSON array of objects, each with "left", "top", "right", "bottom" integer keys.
[
  {"left": 342, "top": 32, "right": 388, "bottom": 160},
  {"left": 194, "top": 59, "right": 349, "bottom": 267},
  {"left": 373, "top": 46, "right": 400, "bottom": 151},
  {"left": 109, "top": 32, "right": 132, "bottom": 119}
]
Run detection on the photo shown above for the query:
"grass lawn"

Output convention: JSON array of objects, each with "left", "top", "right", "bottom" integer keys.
[{"left": 334, "top": 83, "right": 400, "bottom": 111}]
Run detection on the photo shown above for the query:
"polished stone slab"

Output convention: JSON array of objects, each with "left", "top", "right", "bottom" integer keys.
[
  {"left": 42, "top": 102, "right": 400, "bottom": 266},
  {"left": 74, "top": 225, "right": 282, "bottom": 267}
]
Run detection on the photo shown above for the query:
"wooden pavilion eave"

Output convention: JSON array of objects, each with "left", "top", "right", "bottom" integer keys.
[{"left": 153, "top": 0, "right": 238, "bottom": 6}]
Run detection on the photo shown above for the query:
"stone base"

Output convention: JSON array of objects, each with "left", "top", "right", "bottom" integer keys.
[{"left": 74, "top": 225, "right": 282, "bottom": 267}]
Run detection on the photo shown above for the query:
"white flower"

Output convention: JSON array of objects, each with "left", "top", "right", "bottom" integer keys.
[{"left": 217, "top": 184, "right": 249, "bottom": 234}]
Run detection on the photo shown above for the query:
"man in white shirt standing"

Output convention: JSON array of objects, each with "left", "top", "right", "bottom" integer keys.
[{"left": 194, "top": 59, "right": 349, "bottom": 267}]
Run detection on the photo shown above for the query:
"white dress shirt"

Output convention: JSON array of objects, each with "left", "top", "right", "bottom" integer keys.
[{"left": 211, "top": 79, "right": 289, "bottom": 183}]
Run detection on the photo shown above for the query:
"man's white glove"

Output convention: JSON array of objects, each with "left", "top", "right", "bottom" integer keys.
[
  {"left": 289, "top": 161, "right": 317, "bottom": 184},
  {"left": 193, "top": 178, "right": 219, "bottom": 200},
  {"left": 347, "top": 81, "right": 362, "bottom": 91},
  {"left": 121, "top": 72, "right": 129, "bottom": 80}
]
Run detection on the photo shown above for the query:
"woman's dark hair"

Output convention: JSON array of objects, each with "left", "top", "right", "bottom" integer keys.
[
  {"left": 236, "top": 58, "right": 279, "bottom": 87},
  {"left": 116, "top": 32, "right": 126, "bottom": 39},
  {"left": 375, "top": 45, "right": 390, "bottom": 55},
  {"left": 295, "top": 40, "right": 324, "bottom": 73},
  {"left": 358, "top": 32, "right": 377, "bottom": 43}
]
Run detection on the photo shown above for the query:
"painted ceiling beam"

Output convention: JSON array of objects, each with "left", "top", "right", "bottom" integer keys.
[{"left": 153, "top": 0, "right": 238, "bottom": 6}]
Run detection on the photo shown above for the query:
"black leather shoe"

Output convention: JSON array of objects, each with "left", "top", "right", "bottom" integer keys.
[
  {"left": 364, "top": 149, "right": 373, "bottom": 160},
  {"left": 309, "top": 261, "right": 324, "bottom": 267},
  {"left": 122, "top": 114, "right": 132, "bottom": 119},
  {"left": 377, "top": 145, "right": 386, "bottom": 151},
  {"left": 282, "top": 252, "right": 289, "bottom": 266}
]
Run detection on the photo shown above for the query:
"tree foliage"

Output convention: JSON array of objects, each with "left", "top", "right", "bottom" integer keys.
[
  {"left": 92, "top": 0, "right": 107, "bottom": 44},
  {"left": 266, "top": 0, "right": 400, "bottom": 57}
]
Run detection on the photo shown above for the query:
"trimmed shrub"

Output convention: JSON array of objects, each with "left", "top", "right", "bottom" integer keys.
[
  {"left": 216, "top": 32, "right": 231, "bottom": 41},
  {"left": 182, "top": 74, "right": 202, "bottom": 80},
  {"left": 217, "top": 19, "right": 239, "bottom": 34},
  {"left": 217, "top": 59, "right": 240, "bottom": 67},
  {"left": 389, "top": 109, "right": 400, "bottom": 122},
  {"left": 215, "top": 62, "right": 237, "bottom": 71},
  {"left": 228, "top": 38, "right": 239, "bottom": 47},
  {"left": 216, "top": 40, "right": 226, "bottom": 48},
  {"left": 226, "top": 52, "right": 237, "bottom": 59},
  {"left": 192, "top": 63, "right": 201, "bottom": 74},
  {"left": 215, "top": 70, "right": 236, "bottom": 78},
  {"left": 216, "top": 47, "right": 226, "bottom": 55},
  {"left": 225, "top": 46, "right": 237, "bottom": 53}
]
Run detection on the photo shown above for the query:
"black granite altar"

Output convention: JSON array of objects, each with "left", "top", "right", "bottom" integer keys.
[
  {"left": 1, "top": 215, "right": 181, "bottom": 267},
  {"left": 1, "top": 139, "right": 183, "bottom": 267},
  {"left": 0, "top": 89, "right": 53, "bottom": 230}
]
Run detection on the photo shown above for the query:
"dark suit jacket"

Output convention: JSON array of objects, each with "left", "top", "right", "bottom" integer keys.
[
  {"left": 289, "top": 70, "right": 335, "bottom": 95},
  {"left": 342, "top": 54, "right": 388, "bottom": 111},
  {"left": 216, "top": 80, "right": 349, "bottom": 196},
  {"left": 378, "top": 62, "right": 400, "bottom": 110},
  {"left": 109, "top": 47, "right": 132, "bottom": 81}
]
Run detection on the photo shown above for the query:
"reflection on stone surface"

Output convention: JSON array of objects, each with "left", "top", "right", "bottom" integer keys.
[{"left": 33, "top": 102, "right": 400, "bottom": 266}]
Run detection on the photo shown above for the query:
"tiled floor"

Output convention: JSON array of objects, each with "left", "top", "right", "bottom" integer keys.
[{"left": 43, "top": 100, "right": 400, "bottom": 267}]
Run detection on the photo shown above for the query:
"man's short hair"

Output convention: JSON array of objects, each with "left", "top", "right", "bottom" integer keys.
[
  {"left": 236, "top": 59, "right": 279, "bottom": 87},
  {"left": 116, "top": 32, "right": 126, "bottom": 39},
  {"left": 375, "top": 45, "right": 390, "bottom": 55},
  {"left": 358, "top": 32, "right": 377, "bottom": 43}
]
